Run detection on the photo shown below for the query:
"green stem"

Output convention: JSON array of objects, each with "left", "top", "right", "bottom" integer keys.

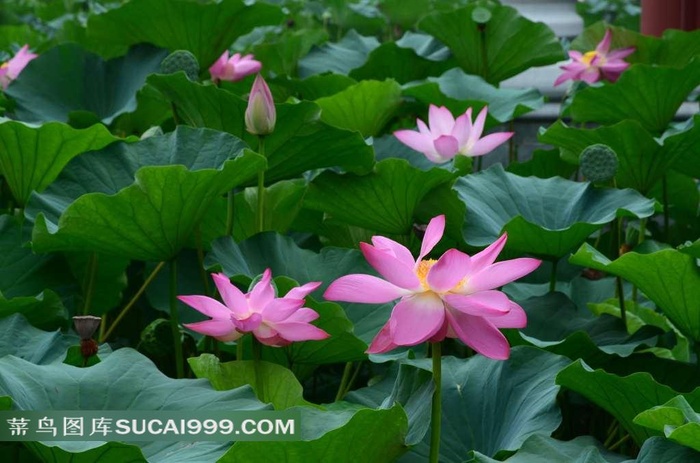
[
  {"left": 194, "top": 226, "right": 211, "bottom": 296},
  {"left": 252, "top": 336, "right": 263, "bottom": 397},
  {"left": 508, "top": 119, "right": 516, "bottom": 164},
  {"left": 225, "top": 189, "right": 235, "bottom": 237},
  {"left": 478, "top": 24, "right": 489, "bottom": 82},
  {"left": 476, "top": 156, "right": 482, "bottom": 173},
  {"left": 607, "top": 434, "right": 630, "bottom": 452},
  {"left": 256, "top": 136, "right": 266, "bottom": 233},
  {"left": 662, "top": 174, "right": 670, "bottom": 242},
  {"left": 429, "top": 341, "right": 442, "bottom": 463},
  {"left": 237, "top": 339, "right": 244, "bottom": 361},
  {"left": 100, "top": 261, "right": 166, "bottom": 342},
  {"left": 616, "top": 276, "right": 627, "bottom": 330},
  {"left": 335, "top": 362, "right": 353, "bottom": 402},
  {"left": 342, "top": 362, "right": 363, "bottom": 398},
  {"left": 82, "top": 252, "right": 99, "bottom": 315},
  {"left": 170, "top": 103, "right": 180, "bottom": 126},
  {"left": 169, "top": 259, "right": 184, "bottom": 379},
  {"left": 549, "top": 259, "right": 558, "bottom": 292}
]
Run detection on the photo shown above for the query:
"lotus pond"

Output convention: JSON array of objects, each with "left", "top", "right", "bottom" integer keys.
[{"left": 0, "top": 0, "right": 699, "bottom": 462}]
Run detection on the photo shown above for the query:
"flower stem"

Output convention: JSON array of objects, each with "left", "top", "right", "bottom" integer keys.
[
  {"left": 237, "top": 339, "right": 244, "bottom": 361},
  {"left": 252, "top": 336, "right": 264, "bottom": 398},
  {"left": 662, "top": 174, "right": 670, "bottom": 242},
  {"left": 82, "top": 252, "right": 99, "bottom": 315},
  {"left": 100, "top": 261, "right": 166, "bottom": 342},
  {"left": 335, "top": 362, "right": 353, "bottom": 402},
  {"left": 616, "top": 276, "right": 627, "bottom": 330},
  {"left": 429, "top": 341, "right": 442, "bottom": 463},
  {"left": 194, "top": 225, "right": 211, "bottom": 296},
  {"left": 256, "top": 136, "right": 266, "bottom": 233},
  {"left": 169, "top": 259, "right": 184, "bottom": 379},
  {"left": 549, "top": 259, "right": 558, "bottom": 292},
  {"left": 225, "top": 189, "right": 235, "bottom": 237}
]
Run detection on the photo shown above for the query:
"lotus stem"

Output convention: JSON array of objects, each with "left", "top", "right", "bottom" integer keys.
[
  {"left": 237, "top": 339, "right": 244, "bottom": 361},
  {"left": 508, "top": 119, "right": 516, "bottom": 164},
  {"left": 225, "top": 190, "right": 235, "bottom": 237},
  {"left": 169, "top": 258, "right": 185, "bottom": 379},
  {"left": 335, "top": 362, "right": 354, "bottom": 402},
  {"left": 100, "top": 261, "right": 166, "bottom": 342},
  {"left": 252, "top": 336, "right": 264, "bottom": 398},
  {"left": 549, "top": 259, "right": 558, "bottom": 292},
  {"left": 82, "top": 252, "right": 99, "bottom": 315},
  {"left": 256, "top": 136, "right": 266, "bottom": 233},
  {"left": 662, "top": 174, "right": 670, "bottom": 242},
  {"left": 194, "top": 225, "right": 211, "bottom": 296},
  {"left": 429, "top": 341, "right": 443, "bottom": 463},
  {"left": 616, "top": 276, "right": 627, "bottom": 330}
]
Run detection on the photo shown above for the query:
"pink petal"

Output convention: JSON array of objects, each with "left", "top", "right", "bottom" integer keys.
[
  {"left": 601, "top": 61, "right": 630, "bottom": 73},
  {"left": 366, "top": 321, "right": 398, "bottom": 354},
  {"left": 389, "top": 293, "right": 445, "bottom": 345},
  {"left": 426, "top": 249, "right": 471, "bottom": 292},
  {"left": 261, "top": 298, "right": 304, "bottom": 322},
  {"left": 184, "top": 319, "right": 239, "bottom": 338},
  {"left": 445, "top": 309, "right": 510, "bottom": 360},
  {"left": 394, "top": 129, "right": 434, "bottom": 156},
  {"left": 417, "top": 215, "right": 445, "bottom": 262},
  {"left": 464, "top": 258, "right": 542, "bottom": 293},
  {"left": 232, "top": 60, "right": 262, "bottom": 79},
  {"left": 283, "top": 307, "right": 320, "bottom": 323},
  {"left": 451, "top": 112, "right": 472, "bottom": 148},
  {"left": 596, "top": 29, "right": 613, "bottom": 55},
  {"left": 285, "top": 281, "right": 322, "bottom": 300},
  {"left": 270, "top": 322, "right": 329, "bottom": 341},
  {"left": 470, "top": 234, "right": 507, "bottom": 273},
  {"left": 417, "top": 118, "right": 431, "bottom": 135},
  {"left": 580, "top": 68, "right": 601, "bottom": 84},
  {"left": 361, "top": 242, "right": 421, "bottom": 290},
  {"left": 371, "top": 236, "right": 416, "bottom": 268},
  {"left": 428, "top": 105, "right": 455, "bottom": 136},
  {"left": 468, "top": 131, "right": 513, "bottom": 157},
  {"left": 177, "top": 295, "right": 231, "bottom": 319},
  {"left": 606, "top": 47, "right": 635, "bottom": 60},
  {"left": 568, "top": 50, "right": 583, "bottom": 60},
  {"left": 489, "top": 301, "right": 527, "bottom": 329},
  {"left": 443, "top": 290, "right": 511, "bottom": 316},
  {"left": 211, "top": 273, "right": 248, "bottom": 316},
  {"left": 468, "top": 106, "right": 488, "bottom": 144},
  {"left": 232, "top": 313, "right": 263, "bottom": 332},
  {"left": 249, "top": 269, "right": 274, "bottom": 309},
  {"left": 433, "top": 135, "right": 459, "bottom": 159},
  {"left": 324, "top": 274, "right": 411, "bottom": 303}
]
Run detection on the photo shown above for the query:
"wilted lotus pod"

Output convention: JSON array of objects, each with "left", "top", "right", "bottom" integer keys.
[
  {"left": 73, "top": 315, "right": 101, "bottom": 358},
  {"left": 160, "top": 50, "right": 200, "bottom": 81},
  {"left": 580, "top": 144, "right": 619, "bottom": 183}
]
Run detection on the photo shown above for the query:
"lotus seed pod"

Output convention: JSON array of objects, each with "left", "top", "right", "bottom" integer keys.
[
  {"left": 580, "top": 144, "right": 618, "bottom": 182},
  {"left": 139, "top": 318, "right": 173, "bottom": 357},
  {"left": 160, "top": 50, "right": 200, "bottom": 81}
]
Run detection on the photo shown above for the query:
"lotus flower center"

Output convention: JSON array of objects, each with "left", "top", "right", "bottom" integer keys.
[
  {"left": 582, "top": 51, "right": 602, "bottom": 66},
  {"left": 0, "top": 63, "right": 7, "bottom": 70},
  {"left": 415, "top": 259, "right": 437, "bottom": 288}
]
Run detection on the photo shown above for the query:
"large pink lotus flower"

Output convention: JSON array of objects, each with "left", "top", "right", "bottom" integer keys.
[
  {"left": 324, "top": 215, "right": 541, "bottom": 360},
  {"left": 0, "top": 45, "right": 38, "bottom": 90},
  {"left": 394, "top": 105, "right": 513, "bottom": 164},
  {"left": 180, "top": 270, "right": 329, "bottom": 347},
  {"left": 554, "top": 29, "right": 635, "bottom": 86},
  {"left": 209, "top": 51, "right": 262, "bottom": 83},
  {"left": 245, "top": 74, "right": 276, "bottom": 135}
]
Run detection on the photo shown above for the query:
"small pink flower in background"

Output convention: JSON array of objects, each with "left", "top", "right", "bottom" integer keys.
[
  {"left": 324, "top": 215, "right": 541, "bottom": 360},
  {"left": 245, "top": 74, "right": 276, "bottom": 135},
  {"left": 208, "top": 51, "right": 262, "bottom": 83},
  {"left": 0, "top": 44, "right": 38, "bottom": 90},
  {"left": 394, "top": 105, "right": 513, "bottom": 164},
  {"left": 554, "top": 29, "right": 635, "bottom": 86},
  {"left": 179, "top": 270, "right": 329, "bottom": 347}
]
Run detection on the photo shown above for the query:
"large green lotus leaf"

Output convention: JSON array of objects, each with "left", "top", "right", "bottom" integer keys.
[
  {"left": 666, "top": 114, "right": 700, "bottom": 179},
  {"left": 0, "top": 120, "right": 123, "bottom": 205},
  {"left": 0, "top": 291, "right": 66, "bottom": 331},
  {"left": 27, "top": 127, "right": 265, "bottom": 261},
  {"left": 378, "top": 0, "right": 431, "bottom": 29},
  {"left": 85, "top": 0, "right": 283, "bottom": 67},
  {"left": 633, "top": 436, "right": 700, "bottom": 463},
  {"left": 418, "top": 3, "right": 564, "bottom": 84},
  {"left": 0, "top": 348, "right": 265, "bottom": 462},
  {"left": 0, "top": 314, "right": 78, "bottom": 364},
  {"left": 275, "top": 74, "right": 357, "bottom": 101},
  {"left": 471, "top": 435, "right": 626, "bottom": 463},
  {"left": 205, "top": 233, "right": 393, "bottom": 345},
  {"left": 557, "top": 360, "right": 700, "bottom": 445},
  {"left": 189, "top": 354, "right": 310, "bottom": 410},
  {"left": 5, "top": 43, "right": 168, "bottom": 124},
  {"left": 0, "top": 25, "right": 45, "bottom": 53},
  {"left": 305, "top": 158, "right": 454, "bottom": 235},
  {"left": 635, "top": 396, "right": 700, "bottom": 452},
  {"left": 220, "top": 405, "right": 408, "bottom": 463},
  {"left": 251, "top": 29, "right": 328, "bottom": 77},
  {"left": 349, "top": 41, "right": 454, "bottom": 84},
  {"left": 401, "top": 347, "right": 568, "bottom": 462},
  {"left": 455, "top": 165, "right": 655, "bottom": 258},
  {"left": 403, "top": 68, "right": 544, "bottom": 124},
  {"left": 346, "top": 362, "right": 434, "bottom": 446},
  {"left": 298, "top": 29, "right": 380, "bottom": 78},
  {"left": 315, "top": 79, "right": 401, "bottom": 137},
  {"left": 569, "top": 60, "right": 700, "bottom": 135},
  {"left": 506, "top": 148, "right": 577, "bottom": 180},
  {"left": 64, "top": 251, "right": 130, "bottom": 315},
  {"left": 569, "top": 244, "right": 700, "bottom": 341},
  {"left": 147, "top": 73, "right": 374, "bottom": 184},
  {"left": 539, "top": 120, "right": 673, "bottom": 193}
]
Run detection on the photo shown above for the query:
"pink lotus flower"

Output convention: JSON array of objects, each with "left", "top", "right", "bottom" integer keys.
[
  {"left": 245, "top": 74, "right": 276, "bottom": 135},
  {"left": 208, "top": 51, "right": 262, "bottom": 83},
  {"left": 394, "top": 105, "right": 513, "bottom": 164},
  {"left": 324, "top": 215, "right": 541, "bottom": 360},
  {"left": 0, "top": 45, "right": 38, "bottom": 90},
  {"left": 554, "top": 29, "right": 635, "bottom": 86},
  {"left": 180, "top": 270, "right": 329, "bottom": 347}
]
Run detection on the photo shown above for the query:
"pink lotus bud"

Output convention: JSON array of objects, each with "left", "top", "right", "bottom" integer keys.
[
  {"left": 0, "top": 44, "right": 38, "bottom": 90},
  {"left": 208, "top": 51, "right": 261, "bottom": 83},
  {"left": 245, "top": 74, "right": 276, "bottom": 136}
]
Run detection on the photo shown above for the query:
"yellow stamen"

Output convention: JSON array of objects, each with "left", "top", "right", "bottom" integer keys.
[
  {"left": 415, "top": 259, "right": 437, "bottom": 289},
  {"left": 581, "top": 51, "right": 597, "bottom": 65}
]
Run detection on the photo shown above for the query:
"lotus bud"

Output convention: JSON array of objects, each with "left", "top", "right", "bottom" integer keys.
[{"left": 245, "top": 74, "right": 276, "bottom": 136}]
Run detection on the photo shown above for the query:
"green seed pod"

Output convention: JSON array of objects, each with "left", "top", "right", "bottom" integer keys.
[
  {"left": 580, "top": 144, "right": 619, "bottom": 182},
  {"left": 160, "top": 50, "right": 200, "bottom": 81}
]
